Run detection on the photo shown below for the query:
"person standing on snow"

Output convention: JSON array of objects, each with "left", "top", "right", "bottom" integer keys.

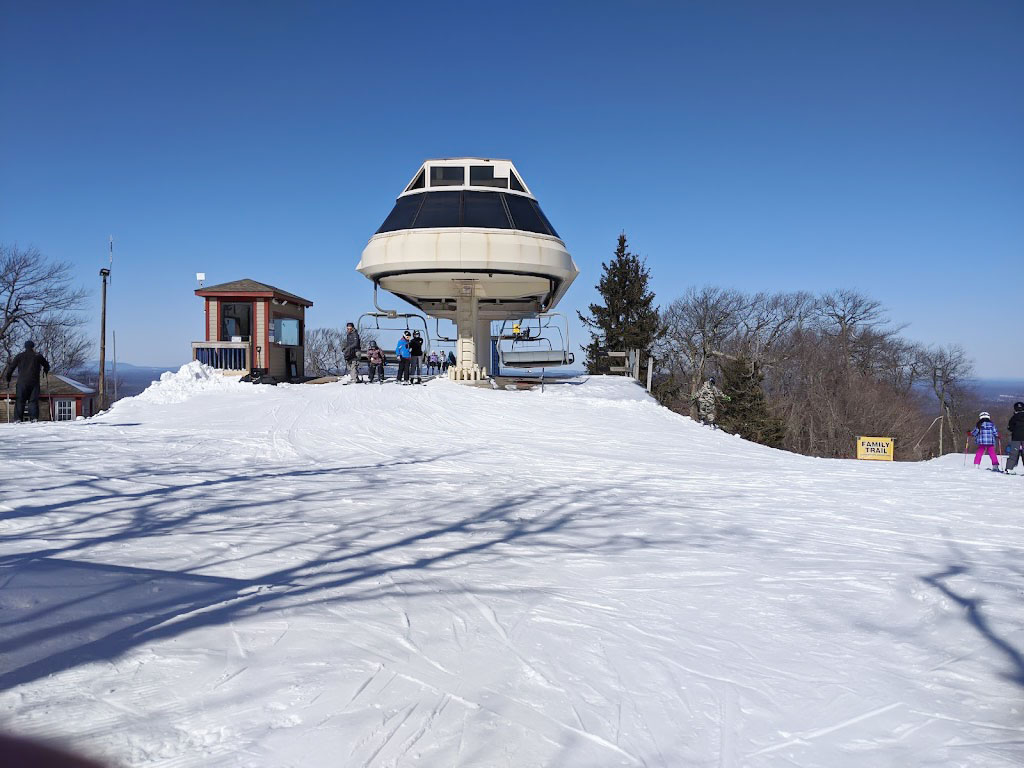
[
  {"left": 1005, "top": 401, "right": 1024, "bottom": 474},
  {"left": 3, "top": 340, "right": 50, "bottom": 422},
  {"left": 409, "top": 330, "right": 425, "bottom": 384},
  {"left": 366, "top": 341, "right": 386, "bottom": 384},
  {"left": 969, "top": 411, "right": 1001, "bottom": 471},
  {"left": 691, "top": 376, "right": 730, "bottom": 428},
  {"left": 395, "top": 331, "right": 412, "bottom": 384},
  {"left": 342, "top": 322, "right": 363, "bottom": 383}
]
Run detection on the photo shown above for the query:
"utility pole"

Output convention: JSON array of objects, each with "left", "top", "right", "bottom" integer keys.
[
  {"left": 99, "top": 267, "right": 110, "bottom": 409},
  {"left": 112, "top": 330, "right": 118, "bottom": 402},
  {"left": 98, "top": 237, "right": 113, "bottom": 410}
]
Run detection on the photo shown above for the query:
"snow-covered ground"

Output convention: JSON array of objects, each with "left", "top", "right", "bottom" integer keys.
[{"left": 1, "top": 364, "right": 1021, "bottom": 767}]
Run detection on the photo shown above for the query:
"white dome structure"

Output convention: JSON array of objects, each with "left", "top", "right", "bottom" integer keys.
[{"left": 357, "top": 159, "right": 579, "bottom": 379}]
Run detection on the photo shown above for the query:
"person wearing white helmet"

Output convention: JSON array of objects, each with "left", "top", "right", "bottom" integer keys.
[
  {"left": 969, "top": 411, "right": 1001, "bottom": 471},
  {"left": 1006, "top": 401, "right": 1024, "bottom": 474}
]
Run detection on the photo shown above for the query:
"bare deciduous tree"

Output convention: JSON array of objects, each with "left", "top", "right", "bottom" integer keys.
[
  {"left": 305, "top": 328, "right": 345, "bottom": 376},
  {"left": 1, "top": 244, "right": 89, "bottom": 373},
  {"left": 656, "top": 287, "right": 814, "bottom": 418},
  {"left": 917, "top": 344, "right": 974, "bottom": 455},
  {"left": 729, "top": 290, "right": 815, "bottom": 367},
  {"left": 36, "top": 319, "right": 91, "bottom": 374},
  {"left": 655, "top": 287, "right": 744, "bottom": 416},
  {"left": 304, "top": 326, "right": 378, "bottom": 377}
]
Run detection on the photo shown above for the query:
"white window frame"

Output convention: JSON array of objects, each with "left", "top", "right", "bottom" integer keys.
[{"left": 55, "top": 399, "right": 75, "bottom": 421}]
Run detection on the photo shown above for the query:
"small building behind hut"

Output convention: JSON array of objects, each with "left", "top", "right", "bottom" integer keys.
[
  {"left": 192, "top": 279, "right": 313, "bottom": 381},
  {"left": 2, "top": 374, "right": 97, "bottom": 422}
]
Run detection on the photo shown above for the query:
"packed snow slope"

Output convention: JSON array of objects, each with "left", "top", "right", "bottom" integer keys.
[{"left": 1, "top": 363, "right": 1021, "bottom": 767}]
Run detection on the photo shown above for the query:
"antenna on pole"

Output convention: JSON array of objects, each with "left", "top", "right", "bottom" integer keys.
[{"left": 109, "top": 236, "right": 114, "bottom": 283}]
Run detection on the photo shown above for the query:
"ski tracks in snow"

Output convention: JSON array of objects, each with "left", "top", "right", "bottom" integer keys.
[{"left": 2, "top": 376, "right": 1022, "bottom": 766}]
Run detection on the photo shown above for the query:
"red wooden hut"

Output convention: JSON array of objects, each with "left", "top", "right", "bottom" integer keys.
[{"left": 192, "top": 279, "right": 313, "bottom": 380}]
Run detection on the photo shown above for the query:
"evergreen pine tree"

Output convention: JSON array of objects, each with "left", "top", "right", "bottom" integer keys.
[
  {"left": 577, "top": 233, "right": 660, "bottom": 375},
  {"left": 719, "top": 356, "right": 785, "bottom": 448}
]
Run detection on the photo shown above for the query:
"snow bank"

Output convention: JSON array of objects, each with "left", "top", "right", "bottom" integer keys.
[{"left": 128, "top": 361, "right": 249, "bottom": 405}]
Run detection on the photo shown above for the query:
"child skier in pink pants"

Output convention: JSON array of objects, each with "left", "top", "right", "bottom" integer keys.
[{"left": 970, "top": 412, "right": 1001, "bottom": 470}]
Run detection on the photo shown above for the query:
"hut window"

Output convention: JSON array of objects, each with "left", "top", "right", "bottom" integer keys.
[
  {"left": 273, "top": 316, "right": 300, "bottom": 346},
  {"left": 220, "top": 303, "right": 252, "bottom": 341},
  {"left": 55, "top": 399, "right": 75, "bottom": 421}
]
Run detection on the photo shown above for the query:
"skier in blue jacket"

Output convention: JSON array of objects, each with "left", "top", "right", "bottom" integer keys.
[{"left": 395, "top": 331, "right": 412, "bottom": 384}]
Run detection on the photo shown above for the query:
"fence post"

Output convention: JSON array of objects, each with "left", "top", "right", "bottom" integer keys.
[{"left": 646, "top": 357, "right": 653, "bottom": 392}]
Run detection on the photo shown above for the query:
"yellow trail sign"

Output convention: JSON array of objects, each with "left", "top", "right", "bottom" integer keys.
[{"left": 856, "top": 436, "right": 894, "bottom": 461}]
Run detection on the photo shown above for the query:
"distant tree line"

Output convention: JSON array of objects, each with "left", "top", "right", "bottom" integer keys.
[
  {"left": 580, "top": 234, "right": 977, "bottom": 460},
  {"left": 654, "top": 286, "right": 975, "bottom": 459}
]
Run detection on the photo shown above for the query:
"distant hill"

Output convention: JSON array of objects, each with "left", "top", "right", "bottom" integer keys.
[
  {"left": 85, "top": 361, "right": 185, "bottom": 372},
  {"left": 75, "top": 363, "right": 181, "bottom": 400},
  {"left": 971, "top": 378, "right": 1024, "bottom": 405}
]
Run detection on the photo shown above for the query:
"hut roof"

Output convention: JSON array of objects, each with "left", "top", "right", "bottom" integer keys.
[
  {"left": 2, "top": 374, "right": 96, "bottom": 396},
  {"left": 195, "top": 279, "right": 313, "bottom": 307}
]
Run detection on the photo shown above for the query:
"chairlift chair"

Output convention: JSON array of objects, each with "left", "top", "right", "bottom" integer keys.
[
  {"left": 496, "top": 313, "right": 574, "bottom": 369},
  {"left": 356, "top": 311, "right": 432, "bottom": 356}
]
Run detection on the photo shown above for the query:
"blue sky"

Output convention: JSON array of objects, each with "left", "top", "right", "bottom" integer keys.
[{"left": 2, "top": 1, "right": 1021, "bottom": 376}]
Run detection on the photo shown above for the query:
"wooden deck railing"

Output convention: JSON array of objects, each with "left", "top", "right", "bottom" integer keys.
[{"left": 191, "top": 341, "right": 251, "bottom": 372}]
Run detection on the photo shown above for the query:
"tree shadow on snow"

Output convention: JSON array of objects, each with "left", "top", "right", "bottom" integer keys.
[
  {"left": 917, "top": 540, "right": 1024, "bottom": 688},
  {"left": 0, "top": 444, "right": 700, "bottom": 691}
]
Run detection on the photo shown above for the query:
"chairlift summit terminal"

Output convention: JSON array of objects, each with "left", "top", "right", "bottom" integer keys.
[{"left": 356, "top": 158, "right": 579, "bottom": 381}]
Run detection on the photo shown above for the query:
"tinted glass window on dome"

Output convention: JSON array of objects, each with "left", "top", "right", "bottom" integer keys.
[
  {"left": 376, "top": 194, "right": 424, "bottom": 233},
  {"left": 533, "top": 204, "right": 559, "bottom": 238},
  {"left": 412, "top": 191, "right": 461, "bottom": 228},
  {"left": 470, "top": 166, "right": 509, "bottom": 188},
  {"left": 376, "top": 191, "right": 559, "bottom": 236},
  {"left": 504, "top": 195, "right": 557, "bottom": 237},
  {"left": 430, "top": 166, "right": 464, "bottom": 187},
  {"left": 405, "top": 169, "right": 425, "bottom": 191},
  {"left": 463, "top": 192, "right": 512, "bottom": 228},
  {"left": 509, "top": 171, "right": 526, "bottom": 192}
]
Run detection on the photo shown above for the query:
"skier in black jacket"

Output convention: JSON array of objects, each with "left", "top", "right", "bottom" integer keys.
[
  {"left": 3, "top": 341, "right": 50, "bottom": 422},
  {"left": 342, "top": 322, "right": 362, "bottom": 383},
  {"left": 409, "top": 330, "right": 425, "bottom": 384},
  {"left": 1006, "top": 402, "right": 1024, "bottom": 474}
]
